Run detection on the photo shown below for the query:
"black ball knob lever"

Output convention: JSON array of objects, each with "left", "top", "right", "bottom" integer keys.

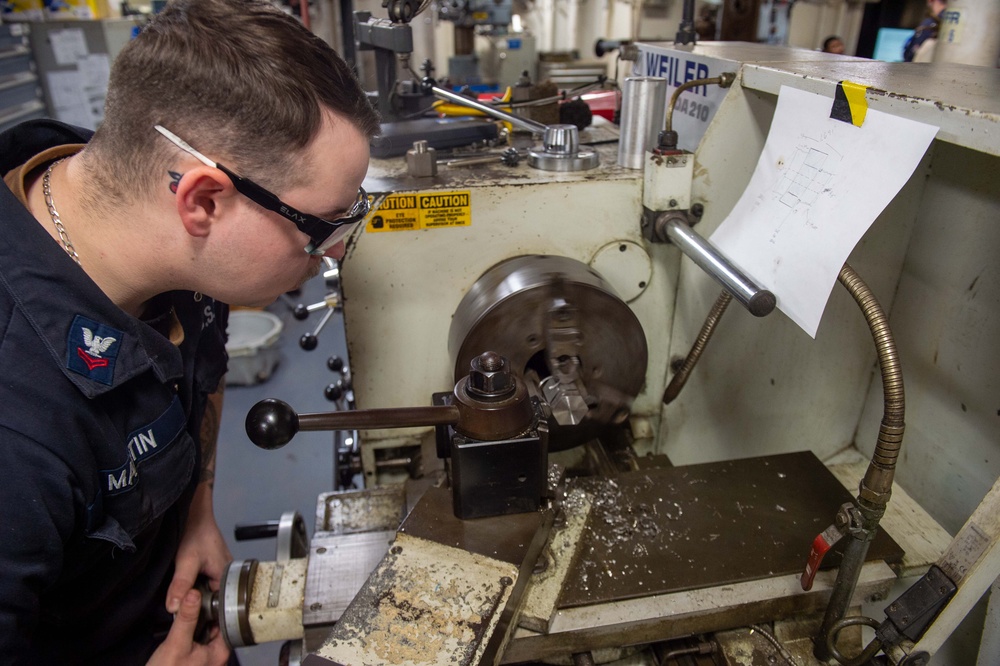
[{"left": 245, "top": 398, "right": 299, "bottom": 450}]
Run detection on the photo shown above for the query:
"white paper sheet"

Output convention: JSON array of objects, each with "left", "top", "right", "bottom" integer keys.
[
  {"left": 709, "top": 85, "right": 938, "bottom": 338},
  {"left": 50, "top": 28, "right": 89, "bottom": 66},
  {"left": 46, "top": 70, "right": 98, "bottom": 130}
]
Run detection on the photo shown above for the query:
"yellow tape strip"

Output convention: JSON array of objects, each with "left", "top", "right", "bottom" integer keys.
[{"left": 840, "top": 80, "right": 869, "bottom": 127}]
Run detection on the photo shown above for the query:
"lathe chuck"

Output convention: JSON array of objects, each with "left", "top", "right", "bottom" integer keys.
[{"left": 449, "top": 255, "right": 647, "bottom": 446}]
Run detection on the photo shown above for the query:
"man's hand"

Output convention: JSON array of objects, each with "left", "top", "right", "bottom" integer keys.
[
  {"left": 166, "top": 483, "right": 232, "bottom": 615},
  {"left": 148, "top": 589, "right": 230, "bottom": 666}
]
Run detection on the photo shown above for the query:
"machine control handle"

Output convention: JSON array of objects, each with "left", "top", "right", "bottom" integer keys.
[
  {"left": 430, "top": 85, "right": 547, "bottom": 134},
  {"left": 663, "top": 215, "right": 776, "bottom": 317},
  {"left": 233, "top": 521, "right": 280, "bottom": 542},
  {"left": 246, "top": 398, "right": 461, "bottom": 450},
  {"left": 233, "top": 511, "right": 308, "bottom": 562},
  {"left": 801, "top": 523, "right": 847, "bottom": 591},
  {"left": 801, "top": 502, "right": 856, "bottom": 591}
]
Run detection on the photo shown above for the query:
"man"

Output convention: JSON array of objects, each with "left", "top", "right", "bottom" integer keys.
[
  {"left": 904, "top": 0, "right": 947, "bottom": 62},
  {"left": 822, "top": 35, "right": 845, "bottom": 55},
  {"left": 0, "top": 0, "right": 380, "bottom": 663}
]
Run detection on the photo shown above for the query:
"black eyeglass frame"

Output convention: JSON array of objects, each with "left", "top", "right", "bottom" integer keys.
[{"left": 154, "top": 125, "right": 370, "bottom": 255}]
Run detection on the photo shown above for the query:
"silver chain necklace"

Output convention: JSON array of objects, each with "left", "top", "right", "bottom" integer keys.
[{"left": 42, "top": 158, "right": 81, "bottom": 266}]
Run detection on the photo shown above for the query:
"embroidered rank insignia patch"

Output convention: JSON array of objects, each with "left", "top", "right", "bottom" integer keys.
[{"left": 67, "top": 315, "right": 123, "bottom": 385}]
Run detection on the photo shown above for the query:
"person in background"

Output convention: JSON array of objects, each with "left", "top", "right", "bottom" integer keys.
[
  {"left": 822, "top": 35, "right": 846, "bottom": 55},
  {"left": 0, "top": 0, "right": 379, "bottom": 664},
  {"left": 904, "top": 0, "right": 947, "bottom": 62}
]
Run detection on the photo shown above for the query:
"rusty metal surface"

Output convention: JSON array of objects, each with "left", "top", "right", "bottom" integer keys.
[
  {"left": 315, "top": 486, "right": 406, "bottom": 534},
  {"left": 560, "top": 451, "right": 904, "bottom": 608}
]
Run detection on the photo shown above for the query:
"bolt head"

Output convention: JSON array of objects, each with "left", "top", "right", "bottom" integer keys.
[{"left": 468, "top": 351, "right": 514, "bottom": 397}]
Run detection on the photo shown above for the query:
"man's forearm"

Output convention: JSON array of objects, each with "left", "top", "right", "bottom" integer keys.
[{"left": 198, "top": 387, "right": 224, "bottom": 489}]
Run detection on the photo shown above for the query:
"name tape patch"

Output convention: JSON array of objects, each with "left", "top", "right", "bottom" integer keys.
[{"left": 101, "top": 395, "right": 187, "bottom": 496}]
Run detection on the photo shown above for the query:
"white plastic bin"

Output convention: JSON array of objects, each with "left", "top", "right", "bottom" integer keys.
[{"left": 225, "top": 310, "right": 283, "bottom": 386}]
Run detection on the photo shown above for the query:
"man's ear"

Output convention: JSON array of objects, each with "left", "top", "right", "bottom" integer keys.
[{"left": 173, "top": 166, "right": 236, "bottom": 238}]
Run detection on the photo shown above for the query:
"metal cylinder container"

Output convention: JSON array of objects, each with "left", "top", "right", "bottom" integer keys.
[{"left": 617, "top": 77, "right": 667, "bottom": 169}]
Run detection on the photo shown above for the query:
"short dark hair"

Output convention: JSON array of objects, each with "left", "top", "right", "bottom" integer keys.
[
  {"left": 86, "top": 0, "right": 380, "bottom": 201},
  {"left": 822, "top": 35, "right": 843, "bottom": 51}
]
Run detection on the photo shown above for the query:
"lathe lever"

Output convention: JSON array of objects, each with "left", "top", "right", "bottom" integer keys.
[
  {"left": 801, "top": 501, "right": 856, "bottom": 591},
  {"left": 661, "top": 214, "right": 776, "bottom": 317},
  {"left": 245, "top": 398, "right": 461, "bottom": 450},
  {"left": 801, "top": 523, "right": 847, "bottom": 591}
]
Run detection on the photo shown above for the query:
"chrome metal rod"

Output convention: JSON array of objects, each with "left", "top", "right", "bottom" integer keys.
[
  {"left": 431, "top": 85, "right": 547, "bottom": 134},
  {"left": 664, "top": 216, "right": 776, "bottom": 317}
]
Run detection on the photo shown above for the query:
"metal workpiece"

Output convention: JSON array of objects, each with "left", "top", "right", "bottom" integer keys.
[
  {"left": 305, "top": 486, "right": 553, "bottom": 666},
  {"left": 541, "top": 300, "right": 593, "bottom": 427},
  {"left": 405, "top": 140, "right": 437, "bottom": 177},
  {"left": 661, "top": 214, "right": 776, "bottom": 317},
  {"left": 540, "top": 375, "right": 589, "bottom": 426}
]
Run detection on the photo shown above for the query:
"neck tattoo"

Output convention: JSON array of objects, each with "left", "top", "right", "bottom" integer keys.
[{"left": 42, "top": 158, "right": 81, "bottom": 266}]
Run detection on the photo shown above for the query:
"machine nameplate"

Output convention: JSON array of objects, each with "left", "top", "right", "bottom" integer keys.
[
  {"left": 366, "top": 190, "right": 472, "bottom": 232},
  {"left": 634, "top": 45, "right": 731, "bottom": 152}
]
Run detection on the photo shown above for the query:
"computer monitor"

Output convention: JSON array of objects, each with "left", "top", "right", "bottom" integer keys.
[{"left": 873, "top": 27, "right": 915, "bottom": 62}]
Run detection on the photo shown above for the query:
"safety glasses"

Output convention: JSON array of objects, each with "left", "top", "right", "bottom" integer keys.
[{"left": 154, "top": 125, "right": 369, "bottom": 255}]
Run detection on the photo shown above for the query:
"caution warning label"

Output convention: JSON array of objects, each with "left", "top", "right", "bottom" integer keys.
[{"left": 366, "top": 190, "right": 471, "bottom": 233}]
